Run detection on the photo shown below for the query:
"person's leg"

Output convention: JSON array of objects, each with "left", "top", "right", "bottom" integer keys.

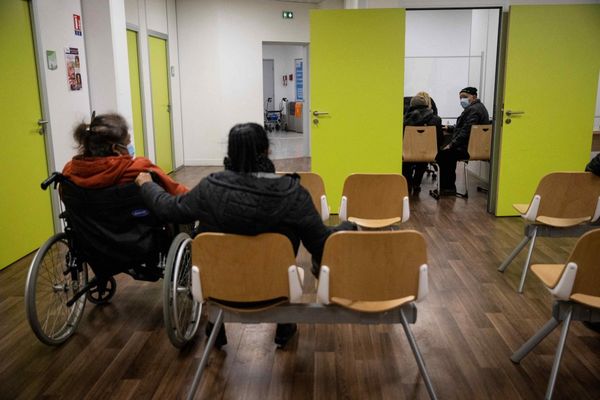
[
  {"left": 436, "top": 150, "right": 454, "bottom": 191},
  {"left": 413, "top": 163, "right": 427, "bottom": 192},
  {"left": 402, "top": 162, "right": 414, "bottom": 192}
]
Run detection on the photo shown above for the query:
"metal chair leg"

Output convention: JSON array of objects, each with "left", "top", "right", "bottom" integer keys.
[
  {"left": 498, "top": 235, "right": 531, "bottom": 272},
  {"left": 517, "top": 226, "right": 538, "bottom": 293},
  {"left": 510, "top": 317, "right": 560, "bottom": 363},
  {"left": 186, "top": 309, "right": 225, "bottom": 400},
  {"left": 545, "top": 306, "right": 573, "bottom": 400},
  {"left": 400, "top": 307, "right": 438, "bottom": 400}
]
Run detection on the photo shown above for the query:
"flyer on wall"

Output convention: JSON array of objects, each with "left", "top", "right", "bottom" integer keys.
[{"left": 65, "top": 47, "right": 82, "bottom": 91}]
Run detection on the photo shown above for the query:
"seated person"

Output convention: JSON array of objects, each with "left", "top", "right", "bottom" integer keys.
[
  {"left": 135, "top": 122, "right": 357, "bottom": 347},
  {"left": 434, "top": 87, "right": 490, "bottom": 196},
  {"left": 402, "top": 92, "right": 443, "bottom": 194},
  {"left": 404, "top": 94, "right": 439, "bottom": 116},
  {"left": 586, "top": 153, "right": 600, "bottom": 176},
  {"left": 63, "top": 112, "right": 188, "bottom": 195}
]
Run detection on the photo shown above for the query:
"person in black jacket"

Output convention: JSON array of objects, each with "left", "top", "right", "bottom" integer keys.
[
  {"left": 135, "top": 122, "right": 356, "bottom": 347},
  {"left": 586, "top": 153, "right": 600, "bottom": 176},
  {"left": 402, "top": 93, "right": 443, "bottom": 194},
  {"left": 433, "top": 87, "right": 490, "bottom": 196}
]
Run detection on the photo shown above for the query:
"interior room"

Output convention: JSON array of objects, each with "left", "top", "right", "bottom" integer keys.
[{"left": 1, "top": 0, "right": 600, "bottom": 399}]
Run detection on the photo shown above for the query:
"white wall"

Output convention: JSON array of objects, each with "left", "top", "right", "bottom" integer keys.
[
  {"left": 177, "top": 0, "right": 316, "bottom": 166},
  {"left": 31, "top": 0, "right": 92, "bottom": 172},
  {"left": 357, "top": 0, "right": 599, "bottom": 10},
  {"left": 125, "top": 0, "right": 185, "bottom": 168}
]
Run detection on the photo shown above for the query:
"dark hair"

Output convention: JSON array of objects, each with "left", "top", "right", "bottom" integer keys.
[
  {"left": 223, "top": 123, "right": 274, "bottom": 173},
  {"left": 73, "top": 113, "right": 129, "bottom": 157}
]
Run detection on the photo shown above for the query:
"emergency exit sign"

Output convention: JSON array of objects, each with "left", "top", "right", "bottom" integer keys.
[{"left": 282, "top": 11, "right": 294, "bottom": 19}]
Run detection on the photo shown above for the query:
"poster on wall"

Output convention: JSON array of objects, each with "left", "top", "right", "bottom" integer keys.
[
  {"left": 73, "top": 14, "right": 82, "bottom": 36},
  {"left": 65, "top": 47, "right": 82, "bottom": 91},
  {"left": 295, "top": 59, "right": 303, "bottom": 101}
]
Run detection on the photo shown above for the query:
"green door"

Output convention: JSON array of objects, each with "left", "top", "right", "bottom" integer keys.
[
  {"left": 495, "top": 5, "right": 600, "bottom": 215},
  {"left": 0, "top": 1, "right": 53, "bottom": 268},
  {"left": 148, "top": 36, "right": 173, "bottom": 173},
  {"left": 310, "top": 9, "right": 405, "bottom": 210},
  {"left": 127, "top": 29, "right": 145, "bottom": 157}
]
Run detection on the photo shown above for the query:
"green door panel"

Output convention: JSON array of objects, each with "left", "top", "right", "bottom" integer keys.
[
  {"left": 310, "top": 9, "right": 405, "bottom": 210},
  {"left": 0, "top": 1, "right": 53, "bottom": 268},
  {"left": 148, "top": 36, "right": 173, "bottom": 173},
  {"left": 127, "top": 30, "right": 145, "bottom": 157},
  {"left": 495, "top": 5, "right": 600, "bottom": 215}
]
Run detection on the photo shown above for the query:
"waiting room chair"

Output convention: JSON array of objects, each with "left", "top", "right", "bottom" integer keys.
[
  {"left": 457, "top": 124, "right": 492, "bottom": 198},
  {"left": 277, "top": 171, "right": 330, "bottom": 222},
  {"left": 403, "top": 125, "right": 440, "bottom": 194},
  {"left": 339, "top": 173, "right": 410, "bottom": 229},
  {"left": 186, "top": 231, "right": 437, "bottom": 400},
  {"left": 510, "top": 229, "right": 600, "bottom": 400},
  {"left": 498, "top": 172, "right": 600, "bottom": 293},
  {"left": 317, "top": 230, "right": 436, "bottom": 399}
]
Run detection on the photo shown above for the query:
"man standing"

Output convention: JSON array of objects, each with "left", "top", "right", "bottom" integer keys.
[{"left": 433, "top": 87, "right": 490, "bottom": 197}]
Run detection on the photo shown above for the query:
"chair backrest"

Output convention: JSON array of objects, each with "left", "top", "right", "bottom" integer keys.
[
  {"left": 568, "top": 228, "right": 600, "bottom": 298},
  {"left": 59, "top": 180, "right": 168, "bottom": 276},
  {"left": 342, "top": 174, "right": 408, "bottom": 220},
  {"left": 296, "top": 172, "right": 326, "bottom": 215},
  {"left": 320, "top": 231, "right": 427, "bottom": 309},
  {"left": 403, "top": 126, "right": 438, "bottom": 162},
  {"left": 533, "top": 172, "right": 600, "bottom": 219},
  {"left": 191, "top": 232, "right": 297, "bottom": 308},
  {"left": 467, "top": 124, "right": 492, "bottom": 161}
]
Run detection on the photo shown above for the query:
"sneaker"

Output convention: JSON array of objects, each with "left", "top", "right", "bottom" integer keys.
[
  {"left": 205, "top": 321, "right": 228, "bottom": 349},
  {"left": 274, "top": 323, "right": 297, "bottom": 348}
]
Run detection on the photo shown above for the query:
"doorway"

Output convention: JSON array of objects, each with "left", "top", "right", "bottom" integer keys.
[{"left": 262, "top": 42, "right": 310, "bottom": 162}]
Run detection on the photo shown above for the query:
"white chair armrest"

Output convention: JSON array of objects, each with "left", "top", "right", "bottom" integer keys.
[
  {"left": 320, "top": 195, "right": 330, "bottom": 221},
  {"left": 316, "top": 266, "right": 330, "bottom": 304},
  {"left": 402, "top": 196, "right": 410, "bottom": 222},
  {"left": 522, "top": 194, "right": 541, "bottom": 221},
  {"left": 549, "top": 262, "right": 577, "bottom": 300},
  {"left": 592, "top": 196, "right": 600, "bottom": 222},
  {"left": 339, "top": 196, "right": 348, "bottom": 221},
  {"left": 191, "top": 266, "right": 203, "bottom": 303},
  {"left": 416, "top": 264, "right": 428, "bottom": 302},
  {"left": 288, "top": 266, "right": 304, "bottom": 303}
]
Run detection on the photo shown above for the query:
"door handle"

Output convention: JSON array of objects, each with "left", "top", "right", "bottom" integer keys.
[
  {"left": 38, "top": 119, "right": 48, "bottom": 125},
  {"left": 312, "top": 111, "right": 329, "bottom": 117},
  {"left": 505, "top": 110, "right": 524, "bottom": 117},
  {"left": 37, "top": 119, "right": 48, "bottom": 135}
]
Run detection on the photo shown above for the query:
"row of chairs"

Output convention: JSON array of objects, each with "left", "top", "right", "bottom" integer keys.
[{"left": 403, "top": 124, "right": 493, "bottom": 198}]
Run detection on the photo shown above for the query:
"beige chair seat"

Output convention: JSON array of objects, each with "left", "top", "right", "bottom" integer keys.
[
  {"left": 331, "top": 295, "right": 415, "bottom": 313},
  {"left": 570, "top": 293, "right": 600, "bottom": 308},
  {"left": 348, "top": 216, "right": 401, "bottom": 229},
  {"left": 513, "top": 203, "right": 529, "bottom": 214},
  {"left": 531, "top": 264, "right": 564, "bottom": 289},
  {"left": 535, "top": 215, "right": 591, "bottom": 228}
]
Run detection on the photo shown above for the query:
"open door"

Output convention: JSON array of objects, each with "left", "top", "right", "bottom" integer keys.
[
  {"left": 495, "top": 4, "right": 600, "bottom": 215},
  {"left": 127, "top": 29, "right": 146, "bottom": 157},
  {"left": 0, "top": 1, "right": 53, "bottom": 268},
  {"left": 310, "top": 9, "right": 405, "bottom": 210}
]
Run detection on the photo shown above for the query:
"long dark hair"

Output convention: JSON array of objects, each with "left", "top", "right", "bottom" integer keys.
[
  {"left": 223, "top": 123, "right": 274, "bottom": 173},
  {"left": 73, "top": 113, "right": 129, "bottom": 157}
]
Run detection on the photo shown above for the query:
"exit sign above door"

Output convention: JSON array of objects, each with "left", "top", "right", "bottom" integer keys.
[{"left": 282, "top": 11, "right": 294, "bottom": 19}]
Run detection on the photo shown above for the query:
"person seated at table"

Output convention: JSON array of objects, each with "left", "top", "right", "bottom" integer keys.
[
  {"left": 433, "top": 87, "right": 490, "bottom": 197},
  {"left": 402, "top": 92, "right": 443, "bottom": 194}
]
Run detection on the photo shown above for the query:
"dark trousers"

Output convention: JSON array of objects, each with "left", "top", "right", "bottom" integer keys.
[
  {"left": 402, "top": 162, "right": 427, "bottom": 191},
  {"left": 435, "top": 148, "right": 469, "bottom": 191}
]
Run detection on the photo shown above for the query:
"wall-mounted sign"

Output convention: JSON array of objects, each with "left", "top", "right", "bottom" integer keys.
[
  {"left": 282, "top": 11, "right": 294, "bottom": 19},
  {"left": 65, "top": 47, "right": 82, "bottom": 91},
  {"left": 295, "top": 59, "right": 303, "bottom": 101},
  {"left": 73, "top": 14, "right": 82, "bottom": 36},
  {"left": 46, "top": 51, "right": 57, "bottom": 70}
]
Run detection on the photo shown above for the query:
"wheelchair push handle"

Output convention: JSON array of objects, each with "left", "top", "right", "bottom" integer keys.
[{"left": 41, "top": 172, "right": 62, "bottom": 190}]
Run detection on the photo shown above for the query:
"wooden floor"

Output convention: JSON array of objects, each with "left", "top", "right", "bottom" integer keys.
[{"left": 1, "top": 163, "right": 599, "bottom": 400}]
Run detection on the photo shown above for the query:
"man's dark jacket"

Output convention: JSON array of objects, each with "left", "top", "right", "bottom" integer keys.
[
  {"left": 140, "top": 170, "right": 353, "bottom": 267},
  {"left": 587, "top": 154, "right": 600, "bottom": 176},
  {"left": 447, "top": 99, "right": 490, "bottom": 152}
]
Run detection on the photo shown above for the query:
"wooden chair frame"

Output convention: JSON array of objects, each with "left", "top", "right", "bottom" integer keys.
[
  {"left": 277, "top": 171, "right": 330, "bottom": 222},
  {"left": 510, "top": 229, "right": 600, "bottom": 399},
  {"left": 185, "top": 231, "right": 437, "bottom": 400},
  {"left": 498, "top": 172, "right": 600, "bottom": 293}
]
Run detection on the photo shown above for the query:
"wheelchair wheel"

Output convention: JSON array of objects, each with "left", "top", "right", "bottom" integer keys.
[
  {"left": 25, "top": 233, "right": 87, "bottom": 346},
  {"left": 86, "top": 275, "right": 117, "bottom": 305},
  {"left": 163, "top": 232, "right": 202, "bottom": 348}
]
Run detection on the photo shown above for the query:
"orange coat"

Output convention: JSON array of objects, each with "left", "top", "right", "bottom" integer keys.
[{"left": 62, "top": 155, "right": 189, "bottom": 195}]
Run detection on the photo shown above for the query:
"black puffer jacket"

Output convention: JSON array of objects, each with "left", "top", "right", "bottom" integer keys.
[
  {"left": 447, "top": 99, "right": 490, "bottom": 152},
  {"left": 587, "top": 153, "right": 600, "bottom": 176},
  {"left": 404, "top": 105, "right": 444, "bottom": 149},
  {"left": 140, "top": 170, "right": 354, "bottom": 266}
]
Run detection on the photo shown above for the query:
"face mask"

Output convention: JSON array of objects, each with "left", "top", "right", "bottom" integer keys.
[
  {"left": 460, "top": 98, "right": 470, "bottom": 109},
  {"left": 117, "top": 143, "right": 135, "bottom": 156}
]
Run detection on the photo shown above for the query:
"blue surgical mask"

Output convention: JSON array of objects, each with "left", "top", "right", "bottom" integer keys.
[
  {"left": 460, "top": 98, "right": 470, "bottom": 109},
  {"left": 126, "top": 143, "right": 135, "bottom": 157}
]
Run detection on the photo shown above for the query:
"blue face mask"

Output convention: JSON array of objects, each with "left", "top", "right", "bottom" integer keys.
[
  {"left": 117, "top": 143, "right": 135, "bottom": 156},
  {"left": 460, "top": 98, "right": 470, "bottom": 109}
]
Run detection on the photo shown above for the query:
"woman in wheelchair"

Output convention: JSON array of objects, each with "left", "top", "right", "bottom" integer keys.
[
  {"left": 135, "top": 122, "right": 356, "bottom": 348},
  {"left": 62, "top": 112, "right": 188, "bottom": 195}
]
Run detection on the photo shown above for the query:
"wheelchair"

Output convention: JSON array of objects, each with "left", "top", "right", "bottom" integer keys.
[{"left": 24, "top": 172, "right": 202, "bottom": 348}]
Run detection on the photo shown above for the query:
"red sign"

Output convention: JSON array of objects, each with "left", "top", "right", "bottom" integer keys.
[{"left": 73, "top": 14, "right": 82, "bottom": 36}]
